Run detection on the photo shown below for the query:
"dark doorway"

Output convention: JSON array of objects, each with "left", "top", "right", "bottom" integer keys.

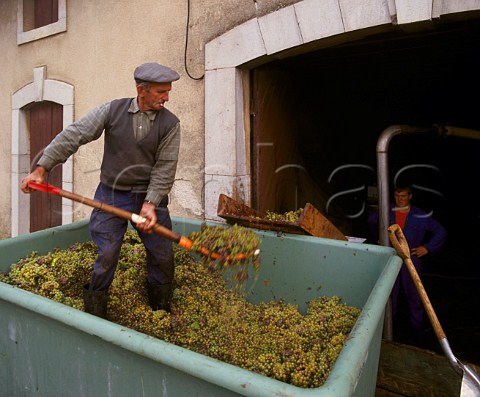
[
  {"left": 251, "top": 20, "right": 480, "bottom": 364},
  {"left": 29, "top": 101, "right": 63, "bottom": 232}
]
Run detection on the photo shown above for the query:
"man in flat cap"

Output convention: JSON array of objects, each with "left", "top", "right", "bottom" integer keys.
[{"left": 21, "top": 62, "right": 181, "bottom": 318}]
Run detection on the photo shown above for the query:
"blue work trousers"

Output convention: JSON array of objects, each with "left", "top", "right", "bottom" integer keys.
[
  {"left": 88, "top": 183, "right": 174, "bottom": 291},
  {"left": 391, "top": 259, "right": 425, "bottom": 335}
]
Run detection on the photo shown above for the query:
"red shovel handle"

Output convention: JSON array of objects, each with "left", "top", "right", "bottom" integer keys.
[
  {"left": 28, "top": 181, "right": 62, "bottom": 195},
  {"left": 28, "top": 182, "right": 183, "bottom": 244},
  {"left": 27, "top": 182, "right": 257, "bottom": 262}
]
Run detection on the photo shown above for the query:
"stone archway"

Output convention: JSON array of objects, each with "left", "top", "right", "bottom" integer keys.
[
  {"left": 203, "top": 0, "right": 480, "bottom": 220},
  {"left": 11, "top": 66, "right": 74, "bottom": 236}
]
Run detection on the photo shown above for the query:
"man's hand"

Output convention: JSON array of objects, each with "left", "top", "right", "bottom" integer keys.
[
  {"left": 136, "top": 201, "right": 157, "bottom": 233},
  {"left": 411, "top": 245, "right": 428, "bottom": 258},
  {"left": 21, "top": 166, "right": 46, "bottom": 193}
]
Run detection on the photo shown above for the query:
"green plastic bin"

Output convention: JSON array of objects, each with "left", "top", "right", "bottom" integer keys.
[{"left": 0, "top": 217, "right": 401, "bottom": 397}]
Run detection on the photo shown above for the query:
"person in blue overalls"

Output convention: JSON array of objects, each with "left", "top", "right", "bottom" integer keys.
[
  {"left": 368, "top": 185, "right": 447, "bottom": 340},
  {"left": 21, "top": 63, "right": 181, "bottom": 318}
]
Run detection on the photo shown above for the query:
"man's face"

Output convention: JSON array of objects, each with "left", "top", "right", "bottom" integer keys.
[
  {"left": 138, "top": 82, "right": 172, "bottom": 111},
  {"left": 394, "top": 191, "right": 412, "bottom": 208}
]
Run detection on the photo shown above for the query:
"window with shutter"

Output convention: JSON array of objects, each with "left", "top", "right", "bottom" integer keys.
[
  {"left": 17, "top": 0, "right": 66, "bottom": 45},
  {"left": 34, "top": 0, "right": 59, "bottom": 28}
]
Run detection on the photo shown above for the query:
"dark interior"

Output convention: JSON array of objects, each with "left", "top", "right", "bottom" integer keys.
[{"left": 251, "top": 19, "right": 480, "bottom": 363}]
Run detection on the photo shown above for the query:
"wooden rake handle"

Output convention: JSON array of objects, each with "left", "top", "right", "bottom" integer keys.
[{"left": 388, "top": 224, "right": 446, "bottom": 340}]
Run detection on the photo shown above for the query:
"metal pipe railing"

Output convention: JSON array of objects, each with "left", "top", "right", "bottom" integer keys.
[{"left": 375, "top": 124, "right": 438, "bottom": 340}]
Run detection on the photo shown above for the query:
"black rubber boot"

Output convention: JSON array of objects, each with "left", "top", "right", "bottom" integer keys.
[
  {"left": 147, "top": 283, "right": 172, "bottom": 312},
  {"left": 83, "top": 284, "right": 108, "bottom": 319}
]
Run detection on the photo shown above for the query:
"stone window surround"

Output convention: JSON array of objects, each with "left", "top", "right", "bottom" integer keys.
[
  {"left": 203, "top": 0, "right": 479, "bottom": 221},
  {"left": 17, "top": 0, "right": 67, "bottom": 45},
  {"left": 11, "top": 66, "right": 74, "bottom": 237}
]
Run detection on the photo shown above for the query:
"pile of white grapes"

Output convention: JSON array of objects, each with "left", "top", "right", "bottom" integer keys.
[
  {"left": 0, "top": 230, "right": 360, "bottom": 388},
  {"left": 264, "top": 208, "right": 304, "bottom": 223}
]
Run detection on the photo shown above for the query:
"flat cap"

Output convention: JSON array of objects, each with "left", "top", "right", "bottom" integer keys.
[{"left": 134, "top": 62, "right": 180, "bottom": 84}]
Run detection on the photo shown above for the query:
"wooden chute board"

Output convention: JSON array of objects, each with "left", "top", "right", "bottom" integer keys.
[{"left": 216, "top": 194, "right": 347, "bottom": 241}]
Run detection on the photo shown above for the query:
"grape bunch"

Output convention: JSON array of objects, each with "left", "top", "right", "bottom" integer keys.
[
  {"left": 0, "top": 241, "right": 97, "bottom": 309},
  {"left": 264, "top": 208, "right": 303, "bottom": 223},
  {"left": 1, "top": 230, "right": 360, "bottom": 389},
  {"left": 188, "top": 223, "right": 261, "bottom": 290}
]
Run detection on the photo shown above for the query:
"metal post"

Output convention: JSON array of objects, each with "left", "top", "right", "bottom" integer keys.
[{"left": 375, "top": 124, "right": 438, "bottom": 340}]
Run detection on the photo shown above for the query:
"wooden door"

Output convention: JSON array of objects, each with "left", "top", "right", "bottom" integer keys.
[
  {"left": 251, "top": 67, "right": 340, "bottom": 217},
  {"left": 29, "top": 101, "right": 63, "bottom": 232},
  {"left": 251, "top": 68, "right": 306, "bottom": 213}
]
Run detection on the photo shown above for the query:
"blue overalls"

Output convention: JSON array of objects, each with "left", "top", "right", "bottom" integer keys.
[{"left": 369, "top": 205, "right": 447, "bottom": 335}]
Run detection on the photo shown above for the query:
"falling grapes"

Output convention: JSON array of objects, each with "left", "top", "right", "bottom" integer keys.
[
  {"left": 188, "top": 223, "right": 261, "bottom": 290},
  {"left": 0, "top": 230, "right": 360, "bottom": 389}
]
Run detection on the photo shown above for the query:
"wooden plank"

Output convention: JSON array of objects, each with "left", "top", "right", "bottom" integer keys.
[
  {"left": 375, "top": 387, "right": 404, "bottom": 397},
  {"left": 298, "top": 203, "right": 347, "bottom": 241},
  {"left": 217, "top": 194, "right": 264, "bottom": 219},
  {"left": 377, "top": 340, "right": 480, "bottom": 397},
  {"left": 216, "top": 194, "right": 347, "bottom": 240}
]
